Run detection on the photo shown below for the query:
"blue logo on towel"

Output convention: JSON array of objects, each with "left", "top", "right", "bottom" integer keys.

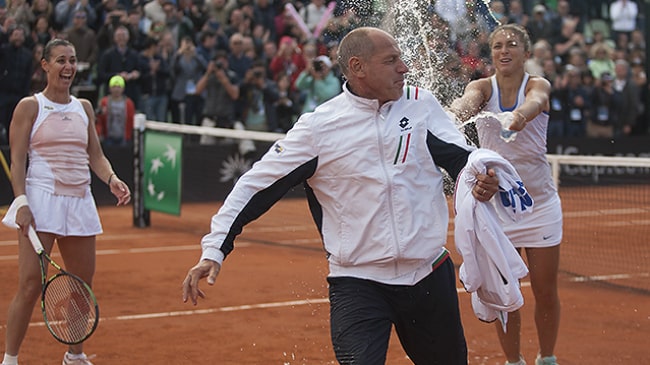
[{"left": 499, "top": 181, "right": 533, "bottom": 213}]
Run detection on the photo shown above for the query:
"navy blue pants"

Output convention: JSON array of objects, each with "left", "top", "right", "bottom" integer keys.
[{"left": 328, "top": 258, "right": 467, "bottom": 365}]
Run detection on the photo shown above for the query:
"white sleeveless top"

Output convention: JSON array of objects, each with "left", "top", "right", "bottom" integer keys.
[
  {"left": 476, "top": 74, "right": 562, "bottom": 247},
  {"left": 27, "top": 93, "right": 91, "bottom": 197}
]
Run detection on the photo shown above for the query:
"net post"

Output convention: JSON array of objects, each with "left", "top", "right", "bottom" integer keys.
[
  {"left": 132, "top": 113, "right": 150, "bottom": 228},
  {"left": 547, "top": 154, "right": 560, "bottom": 189}
]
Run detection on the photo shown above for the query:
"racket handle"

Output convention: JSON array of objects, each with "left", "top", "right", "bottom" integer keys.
[{"left": 27, "top": 226, "right": 45, "bottom": 254}]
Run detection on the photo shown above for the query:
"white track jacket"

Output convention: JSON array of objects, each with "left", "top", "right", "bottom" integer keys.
[
  {"left": 200, "top": 83, "right": 475, "bottom": 285},
  {"left": 454, "top": 149, "right": 532, "bottom": 327}
]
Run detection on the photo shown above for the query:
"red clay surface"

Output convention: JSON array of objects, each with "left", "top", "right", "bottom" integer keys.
[{"left": 0, "top": 197, "right": 648, "bottom": 364}]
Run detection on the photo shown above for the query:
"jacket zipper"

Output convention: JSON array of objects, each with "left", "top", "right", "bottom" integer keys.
[{"left": 374, "top": 109, "right": 402, "bottom": 276}]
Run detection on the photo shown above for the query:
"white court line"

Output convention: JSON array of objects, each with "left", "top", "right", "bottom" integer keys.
[
  {"left": 7, "top": 298, "right": 332, "bottom": 329},
  {"left": 2, "top": 284, "right": 534, "bottom": 330},
  {"left": 602, "top": 220, "right": 650, "bottom": 227},
  {"left": 568, "top": 272, "right": 650, "bottom": 282},
  {"left": 1, "top": 274, "right": 648, "bottom": 331},
  {"left": 563, "top": 207, "right": 649, "bottom": 218}
]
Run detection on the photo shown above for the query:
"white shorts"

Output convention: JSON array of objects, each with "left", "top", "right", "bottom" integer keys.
[{"left": 26, "top": 185, "right": 103, "bottom": 237}]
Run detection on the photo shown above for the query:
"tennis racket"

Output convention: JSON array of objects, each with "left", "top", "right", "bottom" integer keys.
[{"left": 27, "top": 226, "right": 99, "bottom": 345}]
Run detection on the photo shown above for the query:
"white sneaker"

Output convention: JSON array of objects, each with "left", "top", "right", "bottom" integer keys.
[
  {"left": 505, "top": 356, "right": 527, "bottom": 365},
  {"left": 62, "top": 352, "right": 94, "bottom": 365}
]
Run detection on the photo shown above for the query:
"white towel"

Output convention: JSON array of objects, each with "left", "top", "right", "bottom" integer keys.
[
  {"left": 453, "top": 149, "right": 532, "bottom": 330},
  {"left": 2, "top": 196, "right": 25, "bottom": 229}
]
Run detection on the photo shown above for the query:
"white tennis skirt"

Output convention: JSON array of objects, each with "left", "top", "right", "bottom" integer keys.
[
  {"left": 26, "top": 185, "right": 103, "bottom": 237},
  {"left": 501, "top": 194, "right": 563, "bottom": 248}
]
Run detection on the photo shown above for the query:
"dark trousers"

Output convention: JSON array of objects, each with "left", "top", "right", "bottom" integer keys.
[
  {"left": 328, "top": 258, "right": 467, "bottom": 365},
  {"left": 169, "top": 95, "right": 204, "bottom": 125},
  {"left": 0, "top": 94, "right": 21, "bottom": 145}
]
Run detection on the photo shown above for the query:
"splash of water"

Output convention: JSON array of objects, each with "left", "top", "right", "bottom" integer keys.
[
  {"left": 376, "top": 0, "right": 503, "bottom": 150},
  {"left": 367, "top": 0, "right": 501, "bottom": 193},
  {"left": 378, "top": 0, "right": 499, "bottom": 102},
  {"left": 380, "top": 0, "right": 464, "bottom": 105},
  {"left": 470, "top": 110, "right": 519, "bottom": 143},
  {"left": 334, "top": 0, "right": 499, "bottom": 113}
]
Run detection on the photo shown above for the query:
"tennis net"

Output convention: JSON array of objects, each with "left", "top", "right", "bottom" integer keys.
[
  {"left": 131, "top": 117, "right": 291, "bottom": 227},
  {"left": 133, "top": 118, "right": 650, "bottom": 293},
  {"left": 547, "top": 154, "right": 650, "bottom": 294}
]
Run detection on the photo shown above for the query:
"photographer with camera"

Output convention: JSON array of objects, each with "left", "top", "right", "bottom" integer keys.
[
  {"left": 239, "top": 60, "right": 280, "bottom": 133},
  {"left": 295, "top": 54, "right": 341, "bottom": 113},
  {"left": 169, "top": 36, "right": 206, "bottom": 125},
  {"left": 95, "top": 7, "right": 129, "bottom": 51},
  {"left": 195, "top": 50, "right": 240, "bottom": 144}
]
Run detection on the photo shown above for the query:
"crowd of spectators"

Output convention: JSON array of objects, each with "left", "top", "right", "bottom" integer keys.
[{"left": 0, "top": 0, "right": 648, "bottom": 147}]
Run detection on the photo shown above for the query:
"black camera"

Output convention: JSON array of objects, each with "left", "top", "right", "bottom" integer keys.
[
  {"left": 253, "top": 70, "right": 264, "bottom": 78},
  {"left": 313, "top": 60, "right": 323, "bottom": 72},
  {"left": 215, "top": 60, "right": 224, "bottom": 70},
  {"left": 110, "top": 15, "right": 121, "bottom": 25}
]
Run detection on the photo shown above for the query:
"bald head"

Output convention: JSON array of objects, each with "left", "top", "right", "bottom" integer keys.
[
  {"left": 336, "top": 27, "right": 408, "bottom": 105},
  {"left": 337, "top": 27, "right": 393, "bottom": 78}
]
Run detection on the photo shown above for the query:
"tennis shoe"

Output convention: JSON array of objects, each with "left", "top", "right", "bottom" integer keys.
[
  {"left": 505, "top": 356, "right": 527, "bottom": 365},
  {"left": 535, "top": 354, "right": 558, "bottom": 365},
  {"left": 62, "top": 352, "right": 94, "bottom": 365}
]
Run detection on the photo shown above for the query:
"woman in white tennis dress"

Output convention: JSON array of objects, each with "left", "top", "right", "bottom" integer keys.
[
  {"left": 450, "top": 24, "right": 563, "bottom": 365},
  {"left": 2, "top": 39, "right": 130, "bottom": 365}
]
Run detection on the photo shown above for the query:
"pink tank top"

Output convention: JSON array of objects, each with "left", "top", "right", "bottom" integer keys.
[{"left": 27, "top": 93, "right": 90, "bottom": 197}]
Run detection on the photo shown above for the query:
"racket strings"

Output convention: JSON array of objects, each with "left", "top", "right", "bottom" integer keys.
[{"left": 43, "top": 274, "right": 97, "bottom": 344}]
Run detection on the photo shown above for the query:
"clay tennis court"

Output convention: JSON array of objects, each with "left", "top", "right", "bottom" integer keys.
[{"left": 0, "top": 190, "right": 648, "bottom": 364}]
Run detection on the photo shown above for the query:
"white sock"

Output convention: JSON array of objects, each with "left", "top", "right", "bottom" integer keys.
[
  {"left": 66, "top": 352, "right": 86, "bottom": 359},
  {"left": 2, "top": 353, "right": 18, "bottom": 365}
]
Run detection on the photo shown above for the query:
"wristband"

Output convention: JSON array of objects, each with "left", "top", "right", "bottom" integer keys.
[
  {"left": 13, "top": 194, "right": 29, "bottom": 209},
  {"left": 108, "top": 173, "right": 116, "bottom": 185},
  {"left": 513, "top": 110, "right": 527, "bottom": 122}
]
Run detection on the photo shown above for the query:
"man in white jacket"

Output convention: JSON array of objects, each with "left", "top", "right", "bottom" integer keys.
[{"left": 181, "top": 27, "right": 499, "bottom": 364}]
